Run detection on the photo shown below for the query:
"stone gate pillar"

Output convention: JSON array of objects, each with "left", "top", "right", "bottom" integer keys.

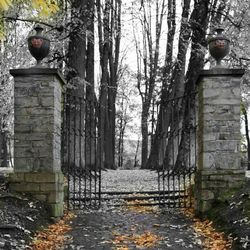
[
  {"left": 8, "top": 68, "right": 65, "bottom": 217},
  {"left": 195, "top": 68, "right": 245, "bottom": 215}
]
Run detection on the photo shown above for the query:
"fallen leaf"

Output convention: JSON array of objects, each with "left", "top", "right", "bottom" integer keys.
[{"left": 30, "top": 212, "right": 75, "bottom": 250}]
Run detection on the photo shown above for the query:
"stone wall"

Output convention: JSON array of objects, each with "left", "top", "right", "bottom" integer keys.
[
  {"left": 195, "top": 68, "right": 245, "bottom": 215},
  {"left": 8, "top": 68, "right": 65, "bottom": 217}
]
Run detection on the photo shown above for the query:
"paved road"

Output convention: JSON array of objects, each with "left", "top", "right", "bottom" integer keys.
[{"left": 63, "top": 206, "right": 203, "bottom": 250}]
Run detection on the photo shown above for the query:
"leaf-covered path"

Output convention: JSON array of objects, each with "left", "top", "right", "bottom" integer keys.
[
  {"left": 63, "top": 207, "right": 203, "bottom": 250},
  {"left": 63, "top": 170, "right": 203, "bottom": 249}
]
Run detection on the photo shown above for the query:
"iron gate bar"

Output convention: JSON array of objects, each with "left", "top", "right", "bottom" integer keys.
[
  {"left": 79, "top": 96, "right": 82, "bottom": 208},
  {"left": 62, "top": 91, "right": 196, "bottom": 210},
  {"left": 62, "top": 90, "right": 101, "bottom": 210},
  {"left": 157, "top": 93, "right": 197, "bottom": 208}
]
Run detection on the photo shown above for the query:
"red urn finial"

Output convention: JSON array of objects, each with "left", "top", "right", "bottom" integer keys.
[
  {"left": 27, "top": 25, "right": 50, "bottom": 66},
  {"left": 207, "top": 26, "right": 230, "bottom": 68}
]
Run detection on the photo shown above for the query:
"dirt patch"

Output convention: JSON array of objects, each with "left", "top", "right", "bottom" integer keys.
[{"left": 0, "top": 176, "right": 51, "bottom": 249}]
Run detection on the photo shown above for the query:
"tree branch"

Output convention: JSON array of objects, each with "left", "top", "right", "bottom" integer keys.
[
  {"left": 208, "top": 10, "right": 243, "bottom": 29},
  {"left": 3, "top": 16, "right": 54, "bottom": 28},
  {"left": 3, "top": 15, "right": 64, "bottom": 33}
]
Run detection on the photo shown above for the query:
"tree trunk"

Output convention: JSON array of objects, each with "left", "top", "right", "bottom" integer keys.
[
  {"left": 146, "top": 0, "right": 191, "bottom": 169},
  {"left": 242, "top": 105, "right": 250, "bottom": 170},
  {"left": 141, "top": 105, "right": 149, "bottom": 168},
  {"left": 67, "top": 0, "right": 88, "bottom": 84},
  {"left": 134, "top": 0, "right": 166, "bottom": 169},
  {"left": 97, "top": 0, "right": 121, "bottom": 169},
  {"left": 134, "top": 137, "right": 140, "bottom": 168},
  {"left": 66, "top": 0, "right": 88, "bottom": 172},
  {"left": 85, "top": 0, "right": 96, "bottom": 170},
  {"left": 0, "top": 131, "right": 8, "bottom": 168},
  {"left": 174, "top": 0, "right": 210, "bottom": 170}
]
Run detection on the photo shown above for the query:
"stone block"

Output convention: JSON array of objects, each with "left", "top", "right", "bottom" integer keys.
[
  {"left": 14, "top": 158, "right": 34, "bottom": 172},
  {"left": 15, "top": 147, "right": 34, "bottom": 158},
  {"left": 15, "top": 124, "right": 32, "bottom": 133},
  {"left": 210, "top": 173, "right": 244, "bottom": 183},
  {"left": 32, "top": 124, "right": 55, "bottom": 133},
  {"left": 14, "top": 133, "right": 52, "bottom": 142},
  {"left": 201, "top": 180, "right": 227, "bottom": 189},
  {"left": 15, "top": 96, "right": 40, "bottom": 108},
  {"left": 48, "top": 191, "right": 64, "bottom": 203},
  {"left": 35, "top": 158, "right": 54, "bottom": 171},
  {"left": 57, "top": 173, "right": 65, "bottom": 184},
  {"left": 203, "top": 152, "right": 215, "bottom": 169},
  {"left": 233, "top": 106, "right": 241, "bottom": 114},
  {"left": 10, "top": 182, "right": 40, "bottom": 192},
  {"left": 201, "top": 169, "right": 245, "bottom": 176},
  {"left": 200, "top": 200, "right": 212, "bottom": 213},
  {"left": 227, "top": 179, "right": 245, "bottom": 188},
  {"left": 203, "top": 133, "right": 220, "bottom": 141},
  {"left": 202, "top": 152, "right": 241, "bottom": 170},
  {"left": 218, "top": 132, "right": 240, "bottom": 140},
  {"left": 8, "top": 173, "right": 25, "bottom": 182},
  {"left": 201, "top": 174, "right": 210, "bottom": 181},
  {"left": 40, "top": 97, "right": 55, "bottom": 107},
  {"left": 24, "top": 173, "right": 58, "bottom": 183},
  {"left": 32, "top": 140, "right": 53, "bottom": 148},
  {"left": 15, "top": 107, "right": 55, "bottom": 116},
  {"left": 15, "top": 157, "right": 61, "bottom": 173},
  {"left": 204, "top": 112, "right": 239, "bottom": 121},
  {"left": 39, "top": 182, "right": 64, "bottom": 192},
  {"left": 15, "top": 115, "right": 54, "bottom": 126},
  {"left": 201, "top": 190, "right": 214, "bottom": 200},
  {"left": 202, "top": 77, "right": 242, "bottom": 90},
  {"left": 209, "top": 174, "right": 226, "bottom": 181},
  {"left": 214, "top": 152, "right": 240, "bottom": 169},
  {"left": 34, "top": 194, "right": 47, "bottom": 202},
  {"left": 203, "top": 140, "right": 239, "bottom": 152},
  {"left": 49, "top": 203, "right": 64, "bottom": 217},
  {"left": 39, "top": 183, "right": 57, "bottom": 192},
  {"left": 14, "top": 141, "right": 30, "bottom": 148},
  {"left": 203, "top": 89, "right": 221, "bottom": 98}
]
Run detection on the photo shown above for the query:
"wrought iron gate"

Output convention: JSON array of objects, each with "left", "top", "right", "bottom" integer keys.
[
  {"left": 156, "top": 93, "right": 197, "bottom": 208},
  {"left": 62, "top": 90, "right": 102, "bottom": 209}
]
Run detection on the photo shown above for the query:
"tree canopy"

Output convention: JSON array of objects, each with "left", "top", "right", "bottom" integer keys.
[
  {"left": 0, "top": 0, "right": 59, "bottom": 14},
  {"left": 0, "top": 0, "right": 59, "bottom": 38}
]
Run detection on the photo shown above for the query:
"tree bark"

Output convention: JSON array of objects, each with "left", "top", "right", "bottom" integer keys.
[
  {"left": 174, "top": 0, "right": 210, "bottom": 170},
  {"left": 146, "top": 0, "right": 191, "bottom": 169},
  {"left": 65, "top": 0, "right": 88, "bottom": 173},
  {"left": 85, "top": 0, "right": 96, "bottom": 170},
  {"left": 67, "top": 0, "right": 88, "bottom": 84},
  {"left": 97, "top": 0, "right": 121, "bottom": 169},
  {"left": 242, "top": 104, "right": 250, "bottom": 170},
  {"left": 135, "top": 0, "right": 166, "bottom": 168}
]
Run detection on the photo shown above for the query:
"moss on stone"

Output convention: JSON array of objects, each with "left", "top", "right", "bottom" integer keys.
[{"left": 202, "top": 181, "right": 250, "bottom": 249}]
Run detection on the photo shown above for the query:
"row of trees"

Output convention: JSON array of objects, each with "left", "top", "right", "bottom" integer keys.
[
  {"left": 0, "top": 0, "right": 250, "bottom": 169},
  {"left": 132, "top": 0, "right": 250, "bottom": 169}
]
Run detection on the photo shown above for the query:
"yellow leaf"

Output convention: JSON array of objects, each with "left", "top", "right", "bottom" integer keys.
[
  {"left": 0, "top": 0, "right": 12, "bottom": 11},
  {"left": 31, "top": 0, "right": 59, "bottom": 17}
]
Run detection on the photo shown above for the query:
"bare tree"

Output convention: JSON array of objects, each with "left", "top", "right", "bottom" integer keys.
[
  {"left": 97, "top": 0, "right": 122, "bottom": 169},
  {"left": 132, "top": 0, "right": 167, "bottom": 168},
  {"left": 147, "top": 0, "right": 211, "bottom": 170}
]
